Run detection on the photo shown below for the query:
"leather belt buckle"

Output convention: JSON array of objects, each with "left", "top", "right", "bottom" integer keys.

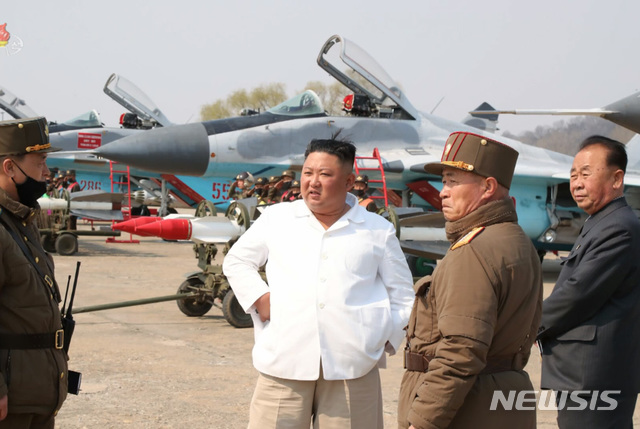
[{"left": 55, "top": 329, "right": 64, "bottom": 350}]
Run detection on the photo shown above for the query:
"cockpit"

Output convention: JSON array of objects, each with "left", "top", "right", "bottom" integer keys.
[
  {"left": 267, "top": 90, "right": 325, "bottom": 117},
  {"left": 57, "top": 110, "right": 103, "bottom": 129}
]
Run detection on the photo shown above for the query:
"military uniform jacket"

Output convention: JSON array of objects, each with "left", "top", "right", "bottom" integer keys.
[
  {"left": 398, "top": 199, "right": 542, "bottom": 429},
  {"left": 538, "top": 197, "right": 640, "bottom": 393},
  {"left": 0, "top": 188, "right": 68, "bottom": 415}
]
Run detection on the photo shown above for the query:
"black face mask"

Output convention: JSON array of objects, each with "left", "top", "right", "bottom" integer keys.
[
  {"left": 11, "top": 162, "right": 47, "bottom": 208},
  {"left": 353, "top": 189, "right": 366, "bottom": 198}
]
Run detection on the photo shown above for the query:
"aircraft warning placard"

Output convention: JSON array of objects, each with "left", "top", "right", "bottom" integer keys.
[{"left": 78, "top": 132, "right": 102, "bottom": 149}]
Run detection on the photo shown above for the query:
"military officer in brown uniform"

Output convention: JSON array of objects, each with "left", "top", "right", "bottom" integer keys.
[
  {"left": 0, "top": 118, "right": 68, "bottom": 428},
  {"left": 398, "top": 131, "right": 542, "bottom": 429}
]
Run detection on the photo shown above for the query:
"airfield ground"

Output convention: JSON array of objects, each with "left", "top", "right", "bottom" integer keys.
[{"left": 53, "top": 221, "right": 639, "bottom": 428}]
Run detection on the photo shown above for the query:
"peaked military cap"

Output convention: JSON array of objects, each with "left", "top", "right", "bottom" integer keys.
[
  {"left": 269, "top": 175, "right": 281, "bottom": 183},
  {"left": 355, "top": 174, "right": 369, "bottom": 184},
  {"left": 0, "top": 117, "right": 61, "bottom": 156},
  {"left": 424, "top": 131, "right": 519, "bottom": 189},
  {"left": 282, "top": 170, "right": 296, "bottom": 179},
  {"left": 255, "top": 177, "right": 268, "bottom": 186},
  {"left": 290, "top": 180, "right": 300, "bottom": 188}
]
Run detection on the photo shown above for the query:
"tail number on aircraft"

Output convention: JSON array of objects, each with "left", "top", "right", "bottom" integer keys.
[
  {"left": 211, "top": 182, "right": 230, "bottom": 200},
  {"left": 80, "top": 180, "right": 102, "bottom": 191}
]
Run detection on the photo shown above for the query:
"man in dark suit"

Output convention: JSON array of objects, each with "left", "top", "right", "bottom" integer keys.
[{"left": 537, "top": 135, "right": 640, "bottom": 428}]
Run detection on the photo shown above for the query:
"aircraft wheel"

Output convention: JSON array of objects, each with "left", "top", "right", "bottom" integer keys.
[
  {"left": 222, "top": 289, "right": 253, "bottom": 328},
  {"left": 41, "top": 234, "right": 57, "bottom": 253},
  {"left": 55, "top": 233, "right": 78, "bottom": 256},
  {"left": 176, "top": 277, "right": 213, "bottom": 317}
]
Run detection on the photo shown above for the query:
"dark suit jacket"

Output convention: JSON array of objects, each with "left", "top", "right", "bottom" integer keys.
[{"left": 538, "top": 197, "right": 640, "bottom": 392}]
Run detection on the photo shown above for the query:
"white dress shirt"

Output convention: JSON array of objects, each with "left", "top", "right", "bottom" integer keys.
[{"left": 223, "top": 193, "right": 414, "bottom": 381}]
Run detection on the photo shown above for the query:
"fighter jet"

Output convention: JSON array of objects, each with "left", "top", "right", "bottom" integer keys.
[
  {"left": 89, "top": 35, "right": 596, "bottom": 256},
  {"left": 0, "top": 76, "right": 237, "bottom": 213}
]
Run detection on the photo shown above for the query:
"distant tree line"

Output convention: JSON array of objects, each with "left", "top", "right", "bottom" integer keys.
[{"left": 502, "top": 116, "right": 635, "bottom": 156}]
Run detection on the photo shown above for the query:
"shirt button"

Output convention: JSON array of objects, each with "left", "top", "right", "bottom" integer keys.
[
  {"left": 319, "top": 303, "right": 325, "bottom": 309},
  {"left": 322, "top": 254, "right": 328, "bottom": 260},
  {"left": 22, "top": 222, "right": 26, "bottom": 226},
  {"left": 23, "top": 236, "right": 28, "bottom": 241},
  {"left": 320, "top": 277, "right": 326, "bottom": 283},
  {"left": 35, "top": 257, "right": 39, "bottom": 263},
  {"left": 60, "top": 372, "right": 64, "bottom": 379}
]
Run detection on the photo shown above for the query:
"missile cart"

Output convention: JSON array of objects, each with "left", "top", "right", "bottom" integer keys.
[{"left": 174, "top": 200, "right": 255, "bottom": 328}]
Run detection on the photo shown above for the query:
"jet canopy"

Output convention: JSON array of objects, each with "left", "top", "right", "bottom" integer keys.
[
  {"left": 103, "top": 73, "right": 172, "bottom": 127},
  {"left": 0, "top": 85, "right": 39, "bottom": 119},
  {"left": 267, "top": 90, "right": 324, "bottom": 117},
  {"left": 317, "top": 34, "right": 419, "bottom": 120}
]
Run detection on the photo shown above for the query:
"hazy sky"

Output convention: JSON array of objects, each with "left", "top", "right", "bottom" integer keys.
[{"left": 2, "top": 0, "right": 639, "bottom": 136}]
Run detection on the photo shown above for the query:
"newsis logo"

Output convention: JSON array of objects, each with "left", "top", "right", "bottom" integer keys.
[
  {"left": 490, "top": 390, "right": 620, "bottom": 411},
  {"left": 0, "top": 23, "right": 24, "bottom": 56}
]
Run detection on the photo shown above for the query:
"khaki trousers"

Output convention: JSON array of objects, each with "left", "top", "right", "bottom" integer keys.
[{"left": 248, "top": 365, "right": 383, "bottom": 429}]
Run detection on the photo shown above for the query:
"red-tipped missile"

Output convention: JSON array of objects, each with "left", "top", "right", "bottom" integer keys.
[
  {"left": 136, "top": 216, "right": 245, "bottom": 243},
  {"left": 112, "top": 216, "right": 163, "bottom": 236},
  {"left": 112, "top": 214, "right": 195, "bottom": 237}
]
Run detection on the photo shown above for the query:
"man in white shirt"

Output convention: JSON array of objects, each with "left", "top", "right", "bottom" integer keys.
[{"left": 223, "top": 136, "right": 414, "bottom": 429}]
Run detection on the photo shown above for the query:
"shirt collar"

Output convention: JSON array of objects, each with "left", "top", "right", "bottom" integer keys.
[{"left": 293, "top": 192, "right": 365, "bottom": 225}]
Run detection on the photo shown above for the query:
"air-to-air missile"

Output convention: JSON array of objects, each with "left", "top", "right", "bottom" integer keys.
[
  {"left": 38, "top": 190, "right": 126, "bottom": 221},
  {"left": 111, "top": 213, "right": 195, "bottom": 237},
  {"left": 127, "top": 216, "right": 245, "bottom": 243},
  {"left": 38, "top": 197, "right": 120, "bottom": 212},
  {"left": 112, "top": 211, "right": 446, "bottom": 245}
]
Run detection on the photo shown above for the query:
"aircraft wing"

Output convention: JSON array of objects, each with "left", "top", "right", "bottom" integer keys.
[{"left": 469, "top": 89, "right": 640, "bottom": 135}]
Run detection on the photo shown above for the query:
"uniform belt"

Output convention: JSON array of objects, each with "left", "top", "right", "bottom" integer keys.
[
  {"left": 404, "top": 350, "right": 524, "bottom": 374},
  {"left": 0, "top": 330, "right": 64, "bottom": 350}
]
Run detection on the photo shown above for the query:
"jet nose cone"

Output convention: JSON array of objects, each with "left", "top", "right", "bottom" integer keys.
[{"left": 95, "top": 122, "right": 211, "bottom": 176}]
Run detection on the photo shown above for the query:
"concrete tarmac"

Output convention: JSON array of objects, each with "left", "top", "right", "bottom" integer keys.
[{"left": 53, "top": 225, "right": 639, "bottom": 428}]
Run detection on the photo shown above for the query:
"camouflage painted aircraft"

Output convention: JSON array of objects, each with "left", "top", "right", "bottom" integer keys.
[
  {"left": 0, "top": 76, "right": 237, "bottom": 213},
  {"left": 86, "top": 34, "right": 604, "bottom": 257}
]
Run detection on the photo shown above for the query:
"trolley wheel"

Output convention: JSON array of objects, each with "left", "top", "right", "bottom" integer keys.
[
  {"left": 195, "top": 200, "right": 217, "bottom": 217},
  {"left": 222, "top": 289, "right": 253, "bottom": 328},
  {"left": 176, "top": 277, "right": 213, "bottom": 317},
  {"left": 40, "top": 234, "right": 57, "bottom": 253},
  {"left": 55, "top": 233, "right": 78, "bottom": 256},
  {"left": 225, "top": 201, "right": 251, "bottom": 230}
]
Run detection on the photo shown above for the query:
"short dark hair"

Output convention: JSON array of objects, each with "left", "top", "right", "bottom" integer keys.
[
  {"left": 579, "top": 135, "right": 628, "bottom": 173},
  {"left": 304, "top": 131, "right": 356, "bottom": 168}
]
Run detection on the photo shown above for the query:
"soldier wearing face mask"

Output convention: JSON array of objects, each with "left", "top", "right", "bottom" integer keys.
[
  {"left": 0, "top": 117, "right": 69, "bottom": 428},
  {"left": 351, "top": 175, "right": 377, "bottom": 212}
]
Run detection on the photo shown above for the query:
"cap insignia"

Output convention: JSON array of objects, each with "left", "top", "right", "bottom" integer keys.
[{"left": 441, "top": 160, "right": 474, "bottom": 171}]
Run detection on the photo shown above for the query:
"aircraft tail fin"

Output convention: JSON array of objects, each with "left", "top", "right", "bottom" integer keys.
[{"left": 462, "top": 102, "right": 499, "bottom": 133}]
